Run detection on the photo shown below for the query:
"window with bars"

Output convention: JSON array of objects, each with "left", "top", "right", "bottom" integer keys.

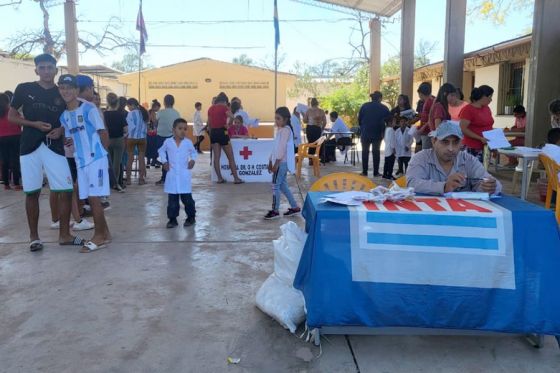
[{"left": 498, "top": 62, "right": 525, "bottom": 115}]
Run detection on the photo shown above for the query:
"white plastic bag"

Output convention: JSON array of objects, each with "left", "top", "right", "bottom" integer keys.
[
  {"left": 274, "top": 222, "right": 307, "bottom": 285},
  {"left": 256, "top": 222, "right": 308, "bottom": 333},
  {"left": 256, "top": 274, "right": 306, "bottom": 333}
]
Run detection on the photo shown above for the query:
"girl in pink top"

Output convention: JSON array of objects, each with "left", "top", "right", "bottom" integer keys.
[
  {"left": 0, "top": 93, "right": 22, "bottom": 189},
  {"left": 227, "top": 115, "right": 249, "bottom": 138},
  {"left": 447, "top": 88, "right": 469, "bottom": 121}
]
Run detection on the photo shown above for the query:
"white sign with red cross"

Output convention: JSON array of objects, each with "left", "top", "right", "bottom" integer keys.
[{"left": 210, "top": 139, "right": 274, "bottom": 183}]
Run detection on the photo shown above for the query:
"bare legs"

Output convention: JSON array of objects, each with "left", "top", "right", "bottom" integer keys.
[
  {"left": 222, "top": 144, "right": 243, "bottom": 183},
  {"left": 212, "top": 143, "right": 224, "bottom": 182},
  {"left": 88, "top": 196, "right": 111, "bottom": 246},
  {"left": 28, "top": 191, "right": 73, "bottom": 243},
  {"left": 212, "top": 143, "right": 243, "bottom": 183}
]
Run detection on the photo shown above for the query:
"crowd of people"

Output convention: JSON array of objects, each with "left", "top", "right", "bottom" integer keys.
[{"left": 2, "top": 52, "right": 560, "bottom": 252}]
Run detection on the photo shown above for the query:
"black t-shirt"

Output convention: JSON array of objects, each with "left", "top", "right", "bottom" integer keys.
[
  {"left": 104, "top": 110, "right": 127, "bottom": 138},
  {"left": 10, "top": 82, "right": 66, "bottom": 156}
]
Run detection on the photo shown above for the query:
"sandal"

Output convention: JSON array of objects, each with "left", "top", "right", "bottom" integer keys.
[
  {"left": 80, "top": 241, "right": 107, "bottom": 253},
  {"left": 60, "top": 236, "right": 85, "bottom": 246},
  {"left": 234, "top": 179, "right": 245, "bottom": 184},
  {"left": 216, "top": 179, "right": 227, "bottom": 184},
  {"left": 29, "top": 240, "right": 44, "bottom": 252}
]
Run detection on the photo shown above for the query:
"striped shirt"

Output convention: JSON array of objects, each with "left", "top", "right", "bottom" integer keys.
[
  {"left": 126, "top": 109, "right": 147, "bottom": 139},
  {"left": 60, "top": 101, "right": 107, "bottom": 168}
]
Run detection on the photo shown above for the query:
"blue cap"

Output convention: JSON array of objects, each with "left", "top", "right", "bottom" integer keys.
[
  {"left": 429, "top": 120, "right": 464, "bottom": 140},
  {"left": 57, "top": 74, "right": 78, "bottom": 87},
  {"left": 76, "top": 74, "right": 94, "bottom": 88}
]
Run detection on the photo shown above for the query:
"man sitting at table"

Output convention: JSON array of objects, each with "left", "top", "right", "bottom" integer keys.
[
  {"left": 406, "top": 121, "right": 502, "bottom": 195},
  {"left": 322, "top": 111, "right": 352, "bottom": 162}
]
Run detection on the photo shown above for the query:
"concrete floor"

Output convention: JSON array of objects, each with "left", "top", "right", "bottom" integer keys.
[{"left": 1, "top": 151, "right": 559, "bottom": 373}]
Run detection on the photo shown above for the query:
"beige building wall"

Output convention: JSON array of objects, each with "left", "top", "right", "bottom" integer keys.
[
  {"left": 0, "top": 57, "right": 37, "bottom": 92},
  {"left": 119, "top": 59, "right": 297, "bottom": 124},
  {"left": 473, "top": 64, "right": 514, "bottom": 129}
]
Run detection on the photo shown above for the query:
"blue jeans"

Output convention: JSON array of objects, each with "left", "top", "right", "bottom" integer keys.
[{"left": 272, "top": 162, "right": 298, "bottom": 212}]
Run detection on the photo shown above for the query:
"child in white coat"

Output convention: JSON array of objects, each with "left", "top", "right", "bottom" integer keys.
[
  {"left": 158, "top": 118, "right": 197, "bottom": 228},
  {"left": 382, "top": 121, "right": 396, "bottom": 180},
  {"left": 264, "top": 107, "right": 300, "bottom": 220},
  {"left": 394, "top": 116, "right": 414, "bottom": 175}
]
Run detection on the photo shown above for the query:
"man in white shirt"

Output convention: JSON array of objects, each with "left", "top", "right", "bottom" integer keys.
[{"left": 323, "top": 111, "right": 352, "bottom": 162}]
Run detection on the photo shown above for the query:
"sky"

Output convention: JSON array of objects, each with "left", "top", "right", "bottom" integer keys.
[{"left": 0, "top": 0, "right": 534, "bottom": 73}]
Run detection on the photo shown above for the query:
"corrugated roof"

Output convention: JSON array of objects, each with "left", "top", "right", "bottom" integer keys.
[{"left": 314, "top": 0, "right": 401, "bottom": 17}]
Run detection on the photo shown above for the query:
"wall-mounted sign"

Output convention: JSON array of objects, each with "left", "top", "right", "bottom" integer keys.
[
  {"left": 148, "top": 81, "right": 198, "bottom": 89},
  {"left": 219, "top": 81, "right": 269, "bottom": 89}
]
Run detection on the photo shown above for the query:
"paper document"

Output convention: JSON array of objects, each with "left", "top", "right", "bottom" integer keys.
[
  {"left": 320, "top": 191, "right": 374, "bottom": 206},
  {"left": 296, "top": 103, "right": 308, "bottom": 114},
  {"left": 483, "top": 129, "right": 511, "bottom": 150},
  {"left": 399, "top": 109, "right": 416, "bottom": 119},
  {"left": 444, "top": 192, "right": 490, "bottom": 200}
]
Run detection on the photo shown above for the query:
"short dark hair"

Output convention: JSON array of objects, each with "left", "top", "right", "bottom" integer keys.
[
  {"left": 417, "top": 82, "right": 432, "bottom": 96},
  {"left": 34, "top": 53, "right": 57, "bottom": 66},
  {"left": 215, "top": 92, "right": 229, "bottom": 104},
  {"left": 173, "top": 117, "right": 188, "bottom": 129},
  {"left": 513, "top": 105, "right": 526, "bottom": 115},
  {"left": 547, "top": 128, "right": 560, "bottom": 145},
  {"left": 195, "top": 102, "right": 202, "bottom": 108},
  {"left": 549, "top": 99, "right": 560, "bottom": 115},
  {"left": 234, "top": 115, "right": 244, "bottom": 124},
  {"left": 330, "top": 111, "right": 338, "bottom": 119},
  {"left": 164, "top": 94, "right": 174, "bottom": 107},
  {"left": 370, "top": 91, "right": 382, "bottom": 102},
  {"left": 470, "top": 85, "right": 494, "bottom": 102},
  {"left": 310, "top": 98, "right": 319, "bottom": 107}
]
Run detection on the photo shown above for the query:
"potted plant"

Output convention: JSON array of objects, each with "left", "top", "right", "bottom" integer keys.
[{"left": 504, "top": 94, "right": 517, "bottom": 115}]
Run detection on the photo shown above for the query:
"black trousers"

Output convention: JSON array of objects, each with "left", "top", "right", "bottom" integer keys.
[
  {"left": 361, "top": 138, "right": 382, "bottom": 175},
  {"left": 0, "top": 135, "right": 21, "bottom": 185},
  {"left": 305, "top": 125, "right": 322, "bottom": 156},
  {"left": 397, "top": 156, "right": 411, "bottom": 174},
  {"left": 167, "top": 193, "right": 196, "bottom": 220},
  {"left": 194, "top": 135, "right": 205, "bottom": 151},
  {"left": 383, "top": 154, "right": 396, "bottom": 178},
  {"left": 323, "top": 137, "right": 353, "bottom": 162}
]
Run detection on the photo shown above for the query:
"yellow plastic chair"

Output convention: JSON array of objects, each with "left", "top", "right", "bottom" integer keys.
[
  {"left": 296, "top": 137, "right": 326, "bottom": 179},
  {"left": 539, "top": 154, "right": 560, "bottom": 224},
  {"left": 309, "top": 172, "right": 376, "bottom": 192},
  {"left": 390, "top": 175, "right": 407, "bottom": 188}
]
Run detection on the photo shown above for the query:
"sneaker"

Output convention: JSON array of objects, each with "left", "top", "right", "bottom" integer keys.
[
  {"left": 114, "top": 185, "right": 125, "bottom": 193},
  {"left": 155, "top": 164, "right": 161, "bottom": 169},
  {"left": 264, "top": 210, "right": 280, "bottom": 220},
  {"left": 183, "top": 217, "right": 196, "bottom": 227},
  {"left": 155, "top": 180, "right": 164, "bottom": 185},
  {"left": 101, "top": 200, "right": 111, "bottom": 210},
  {"left": 50, "top": 220, "right": 60, "bottom": 230},
  {"left": 166, "top": 219, "right": 178, "bottom": 228},
  {"left": 283, "top": 207, "right": 301, "bottom": 217},
  {"left": 72, "top": 219, "right": 95, "bottom": 231},
  {"left": 146, "top": 165, "right": 150, "bottom": 169}
]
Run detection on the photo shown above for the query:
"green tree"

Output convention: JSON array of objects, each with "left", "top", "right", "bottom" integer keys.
[
  {"left": 111, "top": 53, "right": 154, "bottom": 72},
  {"left": 232, "top": 54, "right": 254, "bottom": 66},
  {"left": 468, "top": 0, "right": 532, "bottom": 25}
]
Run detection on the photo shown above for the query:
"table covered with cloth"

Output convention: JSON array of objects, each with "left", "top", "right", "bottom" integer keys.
[{"left": 294, "top": 192, "right": 560, "bottom": 335}]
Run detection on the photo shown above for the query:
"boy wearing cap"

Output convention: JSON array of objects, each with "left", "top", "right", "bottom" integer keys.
[
  {"left": 406, "top": 121, "right": 501, "bottom": 195},
  {"left": 8, "top": 53, "right": 80, "bottom": 252},
  {"left": 58, "top": 74, "right": 111, "bottom": 253}
]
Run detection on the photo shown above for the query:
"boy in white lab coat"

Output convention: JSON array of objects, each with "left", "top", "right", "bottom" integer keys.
[
  {"left": 394, "top": 115, "right": 414, "bottom": 175},
  {"left": 382, "top": 121, "right": 396, "bottom": 180},
  {"left": 158, "top": 118, "right": 197, "bottom": 228}
]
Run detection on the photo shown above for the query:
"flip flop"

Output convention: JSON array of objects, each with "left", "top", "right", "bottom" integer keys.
[
  {"left": 60, "top": 236, "right": 85, "bottom": 246},
  {"left": 216, "top": 179, "right": 227, "bottom": 184},
  {"left": 80, "top": 241, "right": 107, "bottom": 253},
  {"left": 29, "top": 240, "right": 43, "bottom": 252},
  {"left": 234, "top": 180, "right": 245, "bottom": 184}
]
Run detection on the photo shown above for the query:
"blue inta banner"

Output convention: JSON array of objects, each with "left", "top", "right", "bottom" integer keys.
[{"left": 294, "top": 192, "right": 560, "bottom": 335}]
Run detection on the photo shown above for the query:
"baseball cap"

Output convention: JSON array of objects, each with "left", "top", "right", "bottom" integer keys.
[
  {"left": 429, "top": 120, "right": 464, "bottom": 140},
  {"left": 76, "top": 74, "right": 94, "bottom": 88},
  {"left": 57, "top": 74, "right": 78, "bottom": 87}
]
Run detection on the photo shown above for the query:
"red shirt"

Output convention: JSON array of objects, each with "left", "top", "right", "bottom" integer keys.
[
  {"left": 428, "top": 102, "right": 449, "bottom": 131},
  {"left": 0, "top": 113, "right": 22, "bottom": 137},
  {"left": 227, "top": 124, "right": 248, "bottom": 138},
  {"left": 419, "top": 95, "right": 435, "bottom": 135},
  {"left": 460, "top": 104, "right": 494, "bottom": 150},
  {"left": 207, "top": 104, "right": 229, "bottom": 129}
]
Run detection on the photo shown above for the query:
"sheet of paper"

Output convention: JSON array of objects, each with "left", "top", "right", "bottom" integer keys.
[
  {"left": 321, "top": 191, "right": 373, "bottom": 206},
  {"left": 296, "top": 103, "right": 308, "bottom": 114},
  {"left": 444, "top": 192, "right": 490, "bottom": 200},
  {"left": 483, "top": 129, "right": 511, "bottom": 150}
]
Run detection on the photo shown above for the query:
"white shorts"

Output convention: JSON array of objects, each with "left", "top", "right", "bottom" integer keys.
[
  {"left": 77, "top": 157, "right": 110, "bottom": 200},
  {"left": 20, "top": 143, "right": 74, "bottom": 194}
]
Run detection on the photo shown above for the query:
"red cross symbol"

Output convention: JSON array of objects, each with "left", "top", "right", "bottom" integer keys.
[{"left": 239, "top": 146, "right": 253, "bottom": 160}]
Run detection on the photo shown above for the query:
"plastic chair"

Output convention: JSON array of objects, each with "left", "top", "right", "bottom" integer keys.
[
  {"left": 296, "top": 137, "right": 326, "bottom": 179},
  {"left": 309, "top": 172, "right": 376, "bottom": 192},
  {"left": 390, "top": 175, "right": 407, "bottom": 188},
  {"left": 539, "top": 154, "right": 560, "bottom": 224}
]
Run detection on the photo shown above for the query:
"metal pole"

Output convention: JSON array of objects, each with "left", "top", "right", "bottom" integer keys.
[
  {"left": 138, "top": 54, "right": 142, "bottom": 101},
  {"left": 274, "top": 47, "right": 278, "bottom": 110},
  {"left": 64, "top": 0, "right": 79, "bottom": 74}
]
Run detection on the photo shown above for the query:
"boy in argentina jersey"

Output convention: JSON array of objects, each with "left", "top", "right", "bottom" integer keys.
[{"left": 58, "top": 74, "right": 111, "bottom": 253}]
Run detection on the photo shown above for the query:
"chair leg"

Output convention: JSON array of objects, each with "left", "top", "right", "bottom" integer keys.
[{"left": 512, "top": 171, "right": 519, "bottom": 194}]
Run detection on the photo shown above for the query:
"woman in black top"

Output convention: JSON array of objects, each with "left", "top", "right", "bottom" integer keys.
[{"left": 104, "top": 93, "right": 128, "bottom": 191}]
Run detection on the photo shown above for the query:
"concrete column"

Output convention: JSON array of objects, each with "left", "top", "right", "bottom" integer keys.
[
  {"left": 64, "top": 0, "right": 79, "bottom": 74},
  {"left": 369, "top": 18, "right": 381, "bottom": 93},
  {"left": 400, "top": 0, "right": 416, "bottom": 101},
  {"left": 525, "top": 0, "right": 560, "bottom": 146},
  {"left": 443, "top": 0, "right": 466, "bottom": 89}
]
